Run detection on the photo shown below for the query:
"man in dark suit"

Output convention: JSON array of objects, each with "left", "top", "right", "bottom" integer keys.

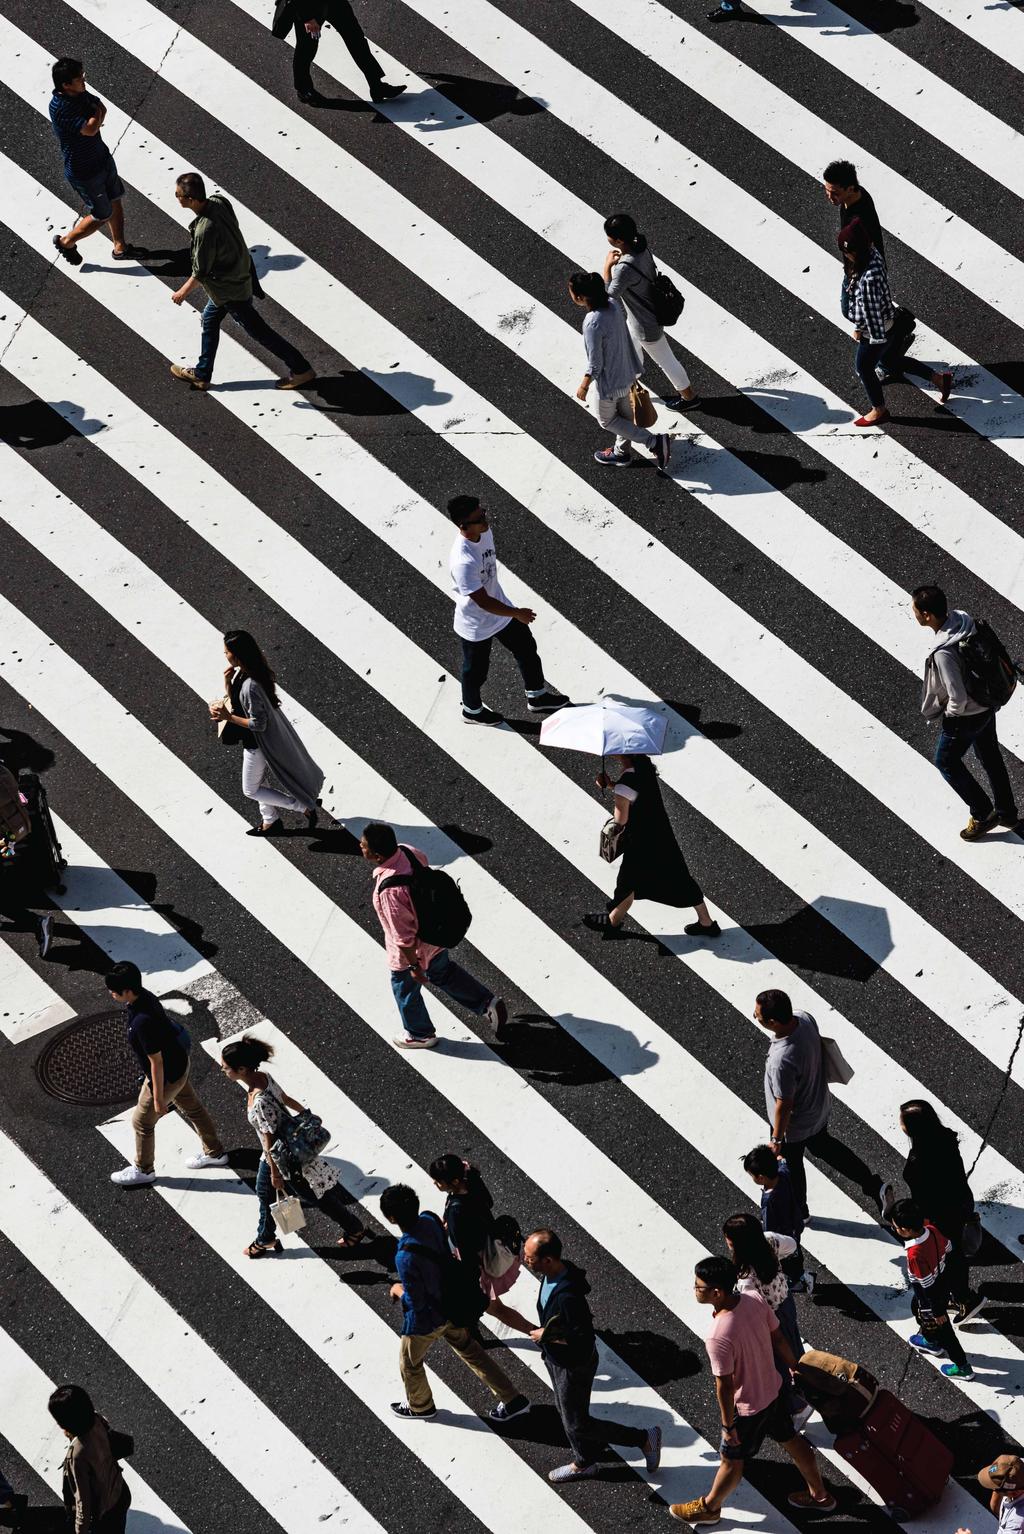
[{"left": 272, "top": 0, "right": 406, "bottom": 105}]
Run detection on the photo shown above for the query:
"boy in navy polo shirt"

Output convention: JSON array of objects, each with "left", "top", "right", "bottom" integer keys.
[{"left": 49, "top": 56, "right": 138, "bottom": 266}]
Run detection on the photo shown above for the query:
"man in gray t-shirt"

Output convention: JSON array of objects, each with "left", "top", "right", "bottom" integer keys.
[{"left": 756, "top": 989, "right": 883, "bottom": 1222}]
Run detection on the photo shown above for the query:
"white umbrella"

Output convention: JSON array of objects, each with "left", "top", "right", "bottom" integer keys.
[{"left": 539, "top": 697, "right": 668, "bottom": 757}]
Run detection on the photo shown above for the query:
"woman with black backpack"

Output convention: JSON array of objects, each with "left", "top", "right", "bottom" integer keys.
[
  {"left": 894, "top": 1100, "right": 985, "bottom": 1324},
  {"left": 221, "top": 1035, "right": 370, "bottom": 1257},
  {"left": 603, "top": 212, "right": 701, "bottom": 413},
  {"left": 430, "top": 1154, "right": 528, "bottom": 1328}
]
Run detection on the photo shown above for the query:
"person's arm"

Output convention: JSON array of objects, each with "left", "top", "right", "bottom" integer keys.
[
  {"left": 148, "top": 1052, "right": 166, "bottom": 1116},
  {"left": 394, "top": 1245, "right": 432, "bottom": 1329},
  {"left": 934, "top": 649, "right": 972, "bottom": 718},
  {"left": 861, "top": 271, "right": 891, "bottom": 345},
  {"left": 79, "top": 102, "right": 106, "bottom": 136},
  {"left": 171, "top": 274, "right": 202, "bottom": 306},
  {"left": 577, "top": 316, "right": 601, "bottom": 401},
  {"left": 770, "top": 1326, "right": 798, "bottom": 1371},
  {"left": 467, "top": 587, "right": 536, "bottom": 623},
  {"left": 260, "top": 1129, "right": 286, "bottom": 1190},
  {"left": 714, "top": 1374, "right": 740, "bottom": 1450},
  {"left": 602, "top": 248, "right": 621, "bottom": 282},
  {"left": 771, "top": 1096, "right": 794, "bottom": 1147}
]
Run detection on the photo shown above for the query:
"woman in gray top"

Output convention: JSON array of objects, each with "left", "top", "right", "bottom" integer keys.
[
  {"left": 603, "top": 213, "right": 701, "bottom": 414},
  {"left": 210, "top": 629, "right": 324, "bottom": 836},
  {"left": 569, "top": 272, "right": 673, "bottom": 474}
]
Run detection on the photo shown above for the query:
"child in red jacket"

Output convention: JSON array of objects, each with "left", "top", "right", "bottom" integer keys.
[{"left": 890, "top": 1199, "right": 973, "bottom": 1379}]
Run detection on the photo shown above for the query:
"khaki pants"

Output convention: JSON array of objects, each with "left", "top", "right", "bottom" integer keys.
[
  {"left": 132, "top": 1066, "right": 224, "bottom": 1174},
  {"left": 400, "top": 1323, "right": 517, "bottom": 1414}
]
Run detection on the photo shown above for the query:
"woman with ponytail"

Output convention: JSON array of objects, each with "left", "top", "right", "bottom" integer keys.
[
  {"left": 209, "top": 629, "right": 324, "bottom": 836},
  {"left": 221, "top": 1035, "right": 369, "bottom": 1257},
  {"left": 568, "top": 271, "right": 674, "bottom": 474},
  {"left": 430, "top": 1153, "right": 527, "bottom": 1328}
]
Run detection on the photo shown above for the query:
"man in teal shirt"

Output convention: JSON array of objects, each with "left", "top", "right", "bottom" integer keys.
[{"left": 169, "top": 171, "right": 315, "bottom": 392}]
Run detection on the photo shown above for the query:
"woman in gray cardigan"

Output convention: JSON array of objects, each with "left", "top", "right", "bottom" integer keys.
[
  {"left": 569, "top": 271, "right": 673, "bottom": 473},
  {"left": 210, "top": 629, "right": 324, "bottom": 836},
  {"left": 603, "top": 212, "right": 701, "bottom": 414}
]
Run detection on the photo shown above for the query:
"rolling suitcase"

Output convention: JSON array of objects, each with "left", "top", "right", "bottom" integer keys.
[
  {"left": 835, "top": 1389, "right": 953, "bottom": 1518},
  {"left": 795, "top": 1349, "right": 878, "bottom": 1434}
]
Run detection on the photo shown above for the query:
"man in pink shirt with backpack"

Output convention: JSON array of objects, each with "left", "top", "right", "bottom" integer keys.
[{"left": 360, "top": 822, "right": 507, "bottom": 1050}]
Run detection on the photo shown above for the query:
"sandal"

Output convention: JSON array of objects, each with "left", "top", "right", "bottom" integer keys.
[
  {"left": 337, "top": 1228, "right": 371, "bottom": 1248},
  {"left": 244, "top": 1239, "right": 282, "bottom": 1258}
]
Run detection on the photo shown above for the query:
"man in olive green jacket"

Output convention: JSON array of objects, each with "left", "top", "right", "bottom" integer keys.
[{"left": 169, "top": 171, "right": 315, "bottom": 392}]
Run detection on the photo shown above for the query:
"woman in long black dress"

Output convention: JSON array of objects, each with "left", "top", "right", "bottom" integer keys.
[{"left": 582, "top": 754, "right": 719, "bottom": 939}]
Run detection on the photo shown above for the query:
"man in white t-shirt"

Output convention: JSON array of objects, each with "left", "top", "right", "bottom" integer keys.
[{"left": 447, "top": 495, "right": 568, "bottom": 725}]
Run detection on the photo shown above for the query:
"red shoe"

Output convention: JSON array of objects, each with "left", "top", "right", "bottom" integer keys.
[
  {"left": 854, "top": 409, "right": 889, "bottom": 428},
  {"left": 937, "top": 370, "right": 953, "bottom": 403}
]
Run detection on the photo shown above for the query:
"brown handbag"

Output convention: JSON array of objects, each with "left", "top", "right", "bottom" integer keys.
[{"left": 630, "top": 381, "right": 658, "bottom": 429}]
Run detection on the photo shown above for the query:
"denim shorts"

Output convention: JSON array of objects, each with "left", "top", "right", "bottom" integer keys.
[{"left": 67, "top": 160, "right": 125, "bottom": 221}]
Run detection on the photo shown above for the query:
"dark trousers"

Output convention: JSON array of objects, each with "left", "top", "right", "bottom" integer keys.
[
  {"left": 254, "top": 1156, "right": 362, "bottom": 1246},
  {"left": 292, "top": 1, "right": 384, "bottom": 93},
  {"left": 95, "top": 1484, "right": 131, "bottom": 1533},
  {"left": 197, "top": 298, "right": 310, "bottom": 384},
  {"left": 461, "top": 621, "right": 545, "bottom": 711},
  {"left": 545, "top": 1349, "right": 647, "bottom": 1467},
  {"left": 782, "top": 1120, "right": 878, "bottom": 1220},
  {"left": 854, "top": 334, "right": 936, "bottom": 409},
  {"left": 912, "top": 1296, "right": 969, "bottom": 1369},
  {"left": 934, "top": 711, "right": 1016, "bottom": 822}
]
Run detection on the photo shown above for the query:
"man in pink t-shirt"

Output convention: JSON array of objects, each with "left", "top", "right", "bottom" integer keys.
[
  {"left": 669, "top": 1256, "right": 835, "bottom": 1526},
  {"left": 360, "top": 821, "right": 507, "bottom": 1050}
]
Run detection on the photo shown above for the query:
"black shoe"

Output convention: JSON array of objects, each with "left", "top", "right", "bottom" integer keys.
[
  {"left": 305, "top": 800, "right": 322, "bottom": 832},
  {"left": 583, "top": 912, "right": 624, "bottom": 939},
  {"left": 0, "top": 1493, "right": 28, "bottom": 1528},
  {"left": 370, "top": 81, "right": 406, "bottom": 102},
  {"left": 391, "top": 1401, "right": 437, "bottom": 1419},
  {"left": 462, "top": 705, "right": 504, "bottom": 726},
  {"left": 53, "top": 233, "right": 82, "bottom": 266},
  {"left": 708, "top": 2, "right": 739, "bottom": 15},
  {"left": 246, "top": 817, "right": 284, "bottom": 837},
  {"left": 684, "top": 919, "right": 721, "bottom": 938},
  {"left": 110, "top": 244, "right": 144, "bottom": 261},
  {"left": 526, "top": 689, "right": 570, "bottom": 713},
  {"left": 953, "top": 1293, "right": 987, "bottom": 1326},
  {"left": 296, "top": 88, "right": 323, "bottom": 104},
  {"left": 490, "top": 1395, "right": 531, "bottom": 1422},
  {"left": 662, "top": 393, "right": 703, "bottom": 412},
  {"left": 995, "top": 811, "right": 1021, "bottom": 830}
]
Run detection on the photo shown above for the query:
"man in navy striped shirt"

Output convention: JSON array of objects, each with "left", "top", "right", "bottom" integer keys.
[{"left": 49, "top": 57, "right": 137, "bottom": 267}]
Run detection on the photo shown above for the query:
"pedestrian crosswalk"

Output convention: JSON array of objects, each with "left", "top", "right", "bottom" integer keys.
[{"left": 1, "top": 0, "right": 1023, "bottom": 1527}]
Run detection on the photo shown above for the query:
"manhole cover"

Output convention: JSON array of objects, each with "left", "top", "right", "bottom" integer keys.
[{"left": 36, "top": 1009, "right": 139, "bottom": 1106}]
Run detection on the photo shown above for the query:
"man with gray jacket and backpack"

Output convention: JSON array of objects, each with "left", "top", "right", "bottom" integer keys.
[{"left": 912, "top": 584, "right": 1020, "bottom": 841}]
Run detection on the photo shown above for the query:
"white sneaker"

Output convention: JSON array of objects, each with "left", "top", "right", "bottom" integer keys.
[
  {"left": 485, "top": 996, "right": 508, "bottom": 1029},
  {"left": 393, "top": 1035, "right": 439, "bottom": 1049},
  {"left": 110, "top": 1165, "right": 157, "bottom": 1187},
  {"left": 185, "top": 1153, "right": 229, "bottom": 1169}
]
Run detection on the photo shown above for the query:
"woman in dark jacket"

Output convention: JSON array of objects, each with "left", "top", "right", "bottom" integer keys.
[
  {"left": 209, "top": 629, "right": 324, "bottom": 837},
  {"left": 582, "top": 754, "right": 719, "bottom": 940},
  {"left": 602, "top": 211, "right": 701, "bottom": 412},
  {"left": 48, "top": 1384, "right": 130, "bottom": 1534},
  {"left": 898, "top": 1100, "right": 983, "bottom": 1321},
  {"left": 430, "top": 1153, "right": 525, "bottom": 1326}
]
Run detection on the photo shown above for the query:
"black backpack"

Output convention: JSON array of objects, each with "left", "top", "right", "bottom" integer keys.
[
  {"left": 407, "top": 1215, "right": 489, "bottom": 1327},
  {"left": 958, "top": 620, "right": 1023, "bottom": 711},
  {"left": 380, "top": 846, "right": 472, "bottom": 949},
  {"left": 649, "top": 269, "right": 685, "bottom": 328}
]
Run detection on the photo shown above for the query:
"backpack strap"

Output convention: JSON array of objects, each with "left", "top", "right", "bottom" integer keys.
[{"left": 378, "top": 846, "right": 420, "bottom": 893}]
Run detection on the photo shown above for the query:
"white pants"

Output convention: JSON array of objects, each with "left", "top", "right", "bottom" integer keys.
[
  {"left": 627, "top": 317, "right": 692, "bottom": 394},
  {"left": 241, "top": 746, "right": 307, "bottom": 823},
  {"left": 590, "top": 389, "right": 659, "bottom": 455}
]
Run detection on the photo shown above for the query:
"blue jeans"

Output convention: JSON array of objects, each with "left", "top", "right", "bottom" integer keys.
[
  {"left": 934, "top": 711, "right": 1016, "bottom": 821},
  {"left": 390, "top": 949, "right": 492, "bottom": 1040},
  {"left": 254, "top": 1157, "right": 362, "bottom": 1245},
  {"left": 197, "top": 298, "right": 310, "bottom": 383}
]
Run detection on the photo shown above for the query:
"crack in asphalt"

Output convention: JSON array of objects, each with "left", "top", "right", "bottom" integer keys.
[{"left": 966, "top": 1008, "right": 1024, "bottom": 1184}]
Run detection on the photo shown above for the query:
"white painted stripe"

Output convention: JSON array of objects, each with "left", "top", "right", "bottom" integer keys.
[
  {"left": 3, "top": 599, "right": 1022, "bottom": 1448},
  {"left": 6, "top": 28, "right": 1020, "bottom": 929},
  {"left": 0, "top": 1129, "right": 386, "bottom": 1534},
  {"left": 4, "top": 287, "right": 1024, "bottom": 1131},
  {"left": 5, "top": 394, "right": 1024, "bottom": 1265},
  {"left": 28, "top": 4, "right": 1024, "bottom": 630},
  {"left": 0, "top": 1323, "right": 192, "bottom": 1532},
  {"left": 0, "top": 937, "right": 75, "bottom": 1043},
  {"left": 234, "top": 2, "right": 1024, "bottom": 628},
  {"left": 896, "top": 0, "right": 1024, "bottom": 80},
  {"left": 655, "top": 0, "right": 1024, "bottom": 203},
  {"left": 385, "top": 0, "right": 1024, "bottom": 475},
  {"left": 5, "top": 151, "right": 1024, "bottom": 1033}
]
